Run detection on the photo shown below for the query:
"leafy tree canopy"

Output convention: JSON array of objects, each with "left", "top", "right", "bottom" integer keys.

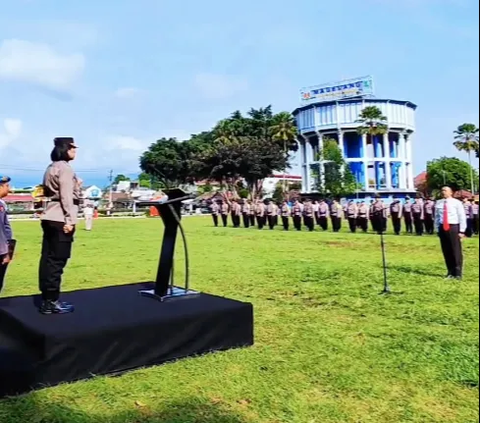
[{"left": 427, "top": 157, "right": 479, "bottom": 193}]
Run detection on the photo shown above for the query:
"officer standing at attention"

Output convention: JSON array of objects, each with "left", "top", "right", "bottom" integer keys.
[
  {"left": 390, "top": 196, "right": 403, "bottom": 236},
  {"left": 424, "top": 197, "right": 436, "bottom": 235},
  {"left": 220, "top": 199, "right": 229, "bottom": 227},
  {"left": 403, "top": 197, "right": 414, "bottom": 234},
  {"left": 241, "top": 199, "right": 250, "bottom": 228},
  {"left": 346, "top": 200, "right": 358, "bottom": 233},
  {"left": 303, "top": 199, "right": 315, "bottom": 232},
  {"left": 318, "top": 199, "right": 329, "bottom": 231},
  {"left": 0, "top": 176, "right": 15, "bottom": 294},
  {"left": 210, "top": 200, "right": 220, "bottom": 227},
  {"left": 266, "top": 200, "right": 276, "bottom": 230},
  {"left": 38, "top": 137, "right": 81, "bottom": 314},
  {"left": 412, "top": 197, "right": 425, "bottom": 236},
  {"left": 435, "top": 187, "right": 467, "bottom": 280},
  {"left": 249, "top": 200, "right": 256, "bottom": 227},
  {"left": 463, "top": 198, "right": 474, "bottom": 238},
  {"left": 357, "top": 201, "right": 369, "bottom": 233},
  {"left": 372, "top": 196, "right": 387, "bottom": 234},
  {"left": 256, "top": 200, "right": 266, "bottom": 230},
  {"left": 472, "top": 199, "right": 479, "bottom": 236},
  {"left": 292, "top": 199, "right": 303, "bottom": 231},
  {"left": 281, "top": 200, "right": 291, "bottom": 231},
  {"left": 330, "top": 199, "right": 343, "bottom": 233}
]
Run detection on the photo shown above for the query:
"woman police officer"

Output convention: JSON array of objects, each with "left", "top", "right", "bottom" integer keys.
[{"left": 38, "top": 137, "right": 81, "bottom": 314}]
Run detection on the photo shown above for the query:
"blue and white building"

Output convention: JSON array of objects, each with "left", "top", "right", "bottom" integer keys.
[{"left": 293, "top": 76, "right": 417, "bottom": 200}]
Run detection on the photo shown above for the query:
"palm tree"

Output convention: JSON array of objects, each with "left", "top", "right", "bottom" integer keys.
[
  {"left": 356, "top": 106, "right": 388, "bottom": 189},
  {"left": 454, "top": 123, "right": 479, "bottom": 194},
  {"left": 269, "top": 112, "right": 299, "bottom": 192}
]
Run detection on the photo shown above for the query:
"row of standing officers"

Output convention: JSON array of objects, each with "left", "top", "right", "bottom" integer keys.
[{"left": 210, "top": 196, "right": 480, "bottom": 236}]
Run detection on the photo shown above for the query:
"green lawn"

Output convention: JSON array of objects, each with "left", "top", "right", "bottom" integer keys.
[{"left": 1, "top": 217, "right": 479, "bottom": 423}]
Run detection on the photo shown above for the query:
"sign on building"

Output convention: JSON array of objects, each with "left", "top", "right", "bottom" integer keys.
[{"left": 300, "top": 76, "right": 374, "bottom": 105}]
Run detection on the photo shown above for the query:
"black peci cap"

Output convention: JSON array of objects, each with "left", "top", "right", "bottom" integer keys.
[{"left": 54, "top": 137, "right": 78, "bottom": 149}]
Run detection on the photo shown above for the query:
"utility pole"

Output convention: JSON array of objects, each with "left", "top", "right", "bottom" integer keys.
[{"left": 109, "top": 170, "right": 114, "bottom": 205}]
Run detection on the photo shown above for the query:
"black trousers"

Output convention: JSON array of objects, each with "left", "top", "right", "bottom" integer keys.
[
  {"left": 474, "top": 216, "right": 479, "bottom": 235},
  {"left": 372, "top": 216, "right": 386, "bottom": 234},
  {"left": 465, "top": 219, "right": 474, "bottom": 238},
  {"left": 221, "top": 214, "right": 228, "bottom": 227},
  {"left": 413, "top": 215, "right": 424, "bottom": 236},
  {"left": 0, "top": 255, "right": 8, "bottom": 294},
  {"left": 293, "top": 216, "right": 302, "bottom": 231},
  {"left": 405, "top": 215, "right": 413, "bottom": 234},
  {"left": 212, "top": 214, "right": 219, "bottom": 227},
  {"left": 319, "top": 216, "right": 328, "bottom": 231},
  {"left": 304, "top": 216, "right": 314, "bottom": 232},
  {"left": 232, "top": 214, "right": 241, "bottom": 228},
  {"left": 249, "top": 215, "right": 256, "bottom": 227},
  {"left": 39, "top": 220, "right": 75, "bottom": 301},
  {"left": 242, "top": 214, "right": 250, "bottom": 228},
  {"left": 282, "top": 216, "right": 289, "bottom": 231},
  {"left": 257, "top": 216, "right": 266, "bottom": 229},
  {"left": 439, "top": 225, "right": 463, "bottom": 277},
  {"left": 391, "top": 213, "right": 402, "bottom": 235},
  {"left": 424, "top": 215, "right": 435, "bottom": 235},
  {"left": 267, "top": 215, "right": 276, "bottom": 230},
  {"left": 358, "top": 217, "right": 368, "bottom": 233},
  {"left": 348, "top": 217, "right": 357, "bottom": 233},
  {"left": 332, "top": 216, "right": 342, "bottom": 232}
]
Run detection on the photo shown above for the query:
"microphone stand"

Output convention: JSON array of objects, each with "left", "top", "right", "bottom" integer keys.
[{"left": 376, "top": 206, "right": 391, "bottom": 295}]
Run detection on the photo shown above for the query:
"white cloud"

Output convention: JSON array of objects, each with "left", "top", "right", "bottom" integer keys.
[
  {"left": 194, "top": 73, "right": 249, "bottom": 100},
  {"left": 115, "top": 88, "right": 141, "bottom": 99},
  {"left": 0, "top": 39, "right": 85, "bottom": 90},
  {"left": 106, "top": 136, "right": 147, "bottom": 152},
  {"left": 0, "top": 118, "right": 22, "bottom": 149}
]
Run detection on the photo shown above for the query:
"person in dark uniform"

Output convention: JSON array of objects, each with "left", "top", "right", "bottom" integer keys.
[
  {"left": 436, "top": 187, "right": 467, "bottom": 280},
  {"left": 369, "top": 200, "right": 376, "bottom": 232},
  {"left": 463, "top": 198, "right": 474, "bottom": 238},
  {"left": 424, "top": 197, "right": 436, "bottom": 235},
  {"left": 281, "top": 200, "right": 290, "bottom": 231},
  {"left": 346, "top": 200, "right": 358, "bottom": 233},
  {"left": 249, "top": 200, "right": 256, "bottom": 227},
  {"left": 210, "top": 200, "right": 220, "bottom": 227},
  {"left": 231, "top": 200, "right": 242, "bottom": 228},
  {"left": 390, "top": 196, "right": 403, "bottom": 235},
  {"left": 357, "top": 201, "right": 369, "bottom": 233},
  {"left": 472, "top": 199, "right": 479, "bottom": 236},
  {"left": 0, "top": 176, "right": 15, "bottom": 294},
  {"left": 412, "top": 197, "right": 425, "bottom": 236},
  {"left": 318, "top": 199, "right": 329, "bottom": 231},
  {"left": 303, "top": 199, "right": 315, "bottom": 232},
  {"left": 292, "top": 199, "right": 303, "bottom": 231},
  {"left": 371, "top": 196, "right": 387, "bottom": 235},
  {"left": 403, "top": 197, "right": 413, "bottom": 234},
  {"left": 38, "top": 138, "right": 80, "bottom": 314},
  {"left": 256, "top": 200, "right": 266, "bottom": 230},
  {"left": 266, "top": 200, "right": 276, "bottom": 230}
]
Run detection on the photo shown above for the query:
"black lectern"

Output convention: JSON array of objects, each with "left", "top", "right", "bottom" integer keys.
[{"left": 137, "top": 188, "right": 199, "bottom": 301}]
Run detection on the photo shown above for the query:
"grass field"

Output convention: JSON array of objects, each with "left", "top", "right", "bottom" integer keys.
[{"left": 1, "top": 217, "right": 479, "bottom": 423}]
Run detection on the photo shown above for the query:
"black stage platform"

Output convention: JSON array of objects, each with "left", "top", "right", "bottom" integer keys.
[{"left": 0, "top": 282, "right": 254, "bottom": 398}]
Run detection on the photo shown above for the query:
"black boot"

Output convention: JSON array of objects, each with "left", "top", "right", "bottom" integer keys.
[{"left": 39, "top": 300, "right": 75, "bottom": 315}]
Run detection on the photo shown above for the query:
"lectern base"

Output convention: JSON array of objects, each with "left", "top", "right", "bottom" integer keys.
[
  {"left": 0, "top": 282, "right": 254, "bottom": 398},
  {"left": 139, "top": 286, "right": 199, "bottom": 301}
]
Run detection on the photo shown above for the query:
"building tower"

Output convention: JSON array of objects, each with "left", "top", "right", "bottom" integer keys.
[{"left": 293, "top": 76, "right": 417, "bottom": 200}]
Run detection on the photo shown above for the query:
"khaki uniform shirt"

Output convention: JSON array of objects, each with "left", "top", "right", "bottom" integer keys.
[{"left": 41, "top": 161, "right": 81, "bottom": 226}]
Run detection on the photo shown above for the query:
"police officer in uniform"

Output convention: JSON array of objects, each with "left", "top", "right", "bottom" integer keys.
[
  {"left": 38, "top": 137, "right": 81, "bottom": 314},
  {"left": 281, "top": 200, "right": 291, "bottom": 231},
  {"left": 330, "top": 199, "right": 343, "bottom": 233},
  {"left": 463, "top": 198, "right": 474, "bottom": 238},
  {"left": 390, "top": 196, "right": 403, "bottom": 235},
  {"left": 220, "top": 200, "right": 229, "bottom": 227},
  {"left": 412, "top": 197, "right": 425, "bottom": 236},
  {"left": 346, "top": 200, "right": 358, "bottom": 233},
  {"left": 371, "top": 196, "right": 387, "bottom": 235},
  {"left": 231, "top": 200, "right": 242, "bottom": 228},
  {"left": 424, "top": 197, "right": 436, "bottom": 235},
  {"left": 249, "top": 200, "right": 256, "bottom": 227},
  {"left": 357, "top": 201, "right": 369, "bottom": 233},
  {"left": 292, "top": 199, "right": 303, "bottom": 231},
  {"left": 256, "top": 200, "right": 266, "bottom": 230},
  {"left": 0, "top": 176, "right": 15, "bottom": 294},
  {"left": 318, "top": 199, "right": 329, "bottom": 231},
  {"left": 242, "top": 200, "right": 251, "bottom": 228},
  {"left": 403, "top": 197, "right": 413, "bottom": 234},
  {"left": 303, "top": 199, "right": 315, "bottom": 232},
  {"left": 210, "top": 200, "right": 220, "bottom": 227}
]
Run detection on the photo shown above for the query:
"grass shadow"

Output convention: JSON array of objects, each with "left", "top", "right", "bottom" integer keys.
[
  {"left": 389, "top": 264, "right": 444, "bottom": 278},
  {"left": 0, "top": 396, "right": 251, "bottom": 423}
]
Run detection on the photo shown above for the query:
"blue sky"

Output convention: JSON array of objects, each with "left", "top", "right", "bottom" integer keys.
[{"left": 0, "top": 0, "right": 479, "bottom": 188}]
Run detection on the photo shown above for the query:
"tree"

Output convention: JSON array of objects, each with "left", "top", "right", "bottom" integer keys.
[
  {"left": 427, "top": 157, "right": 479, "bottom": 193},
  {"left": 139, "top": 138, "right": 193, "bottom": 188},
  {"left": 356, "top": 106, "right": 388, "bottom": 137},
  {"left": 313, "top": 138, "right": 358, "bottom": 197},
  {"left": 114, "top": 174, "right": 130, "bottom": 185},
  {"left": 453, "top": 123, "right": 479, "bottom": 194}
]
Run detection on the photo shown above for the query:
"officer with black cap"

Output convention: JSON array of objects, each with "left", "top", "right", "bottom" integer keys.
[{"left": 38, "top": 137, "right": 81, "bottom": 314}]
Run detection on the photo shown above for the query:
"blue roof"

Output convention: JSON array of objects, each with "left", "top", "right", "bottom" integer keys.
[{"left": 292, "top": 97, "right": 418, "bottom": 115}]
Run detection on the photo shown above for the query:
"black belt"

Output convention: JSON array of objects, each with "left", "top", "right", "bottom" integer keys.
[{"left": 51, "top": 199, "right": 81, "bottom": 206}]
